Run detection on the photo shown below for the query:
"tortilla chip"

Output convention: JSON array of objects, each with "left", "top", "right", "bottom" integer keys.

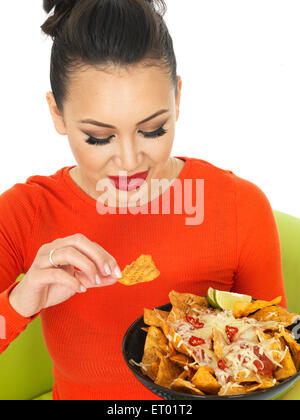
[
  {"left": 141, "top": 325, "right": 174, "bottom": 372},
  {"left": 141, "top": 359, "right": 160, "bottom": 381},
  {"left": 274, "top": 337, "right": 297, "bottom": 381},
  {"left": 165, "top": 340, "right": 178, "bottom": 357},
  {"left": 255, "top": 329, "right": 285, "bottom": 366},
  {"left": 219, "top": 376, "right": 275, "bottom": 396},
  {"left": 154, "top": 349, "right": 183, "bottom": 388},
  {"left": 144, "top": 326, "right": 167, "bottom": 351},
  {"left": 235, "top": 370, "right": 263, "bottom": 383},
  {"left": 256, "top": 329, "right": 273, "bottom": 343},
  {"left": 218, "top": 383, "right": 246, "bottom": 396},
  {"left": 191, "top": 366, "right": 221, "bottom": 395},
  {"left": 158, "top": 318, "right": 170, "bottom": 338},
  {"left": 141, "top": 346, "right": 156, "bottom": 363},
  {"left": 141, "top": 327, "right": 149, "bottom": 333},
  {"left": 233, "top": 301, "right": 252, "bottom": 318},
  {"left": 186, "top": 304, "right": 210, "bottom": 318},
  {"left": 141, "top": 347, "right": 160, "bottom": 381},
  {"left": 169, "top": 290, "right": 209, "bottom": 313},
  {"left": 160, "top": 320, "right": 192, "bottom": 357},
  {"left": 170, "top": 353, "right": 195, "bottom": 368},
  {"left": 250, "top": 306, "right": 299, "bottom": 327},
  {"left": 118, "top": 254, "right": 160, "bottom": 286},
  {"left": 167, "top": 306, "right": 186, "bottom": 323},
  {"left": 258, "top": 375, "right": 277, "bottom": 389},
  {"left": 269, "top": 336, "right": 286, "bottom": 364},
  {"left": 141, "top": 327, "right": 164, "bottom": 374},
  {"left": 234, "top": 297, "right": 282, "bottom": 318},
  {"left": 178, "top": 367, "right": 196, "bottom": 382},
  {"left": 144, "top": 308, "right": 169, "bottom": 328},
  {"left": 170, "top": 378, "right": 205, "bottom": 396},
  {"left": 243, "top": 375, "right": 275, "bottom": 392},
  {"left": 212, "top": 328, "right": 227, "bottom": 358},
  {"left": 279, "top": 327, "right": 300, "bottom": 370}
]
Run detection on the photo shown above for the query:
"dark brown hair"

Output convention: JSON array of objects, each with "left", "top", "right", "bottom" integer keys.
[{"left": 41, "top": 0, "right": 178, "bottom": 113}]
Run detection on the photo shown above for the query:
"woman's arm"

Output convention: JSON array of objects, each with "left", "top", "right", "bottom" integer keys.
[
  {"left": 231, "top": 175, "right": 288, "bottom": 308},
  {"left": 0, "top": 183, "right": 39, "bottom": 353},
  {"left": 0, "top": 280, "right": 40, "bottom": 353}
]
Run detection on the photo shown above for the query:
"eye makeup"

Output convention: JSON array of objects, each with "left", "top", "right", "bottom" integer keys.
[{"left": 84, "top": 123, "right": 168, "bottom": 146}]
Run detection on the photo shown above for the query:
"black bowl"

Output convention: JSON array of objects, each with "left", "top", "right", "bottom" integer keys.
[{"left": 122, "top": 303, "right": 300, "bottom": 400}]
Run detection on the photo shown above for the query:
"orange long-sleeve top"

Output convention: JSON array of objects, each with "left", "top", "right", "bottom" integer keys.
[{"left": 0, "top": 156, "right": 287, "bottom": 400}]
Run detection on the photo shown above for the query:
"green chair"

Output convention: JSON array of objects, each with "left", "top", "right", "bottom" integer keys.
[
  {"left": 273, "top": 211, "right": 300, "bottom": 401},
  {"left": 0, "top": 302, "right": 53, "bottom": 400},
  {"left": 0, "top": 210, "right": 299, "bottom": 400}
]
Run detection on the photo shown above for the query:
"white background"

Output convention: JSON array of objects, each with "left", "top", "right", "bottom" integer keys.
[{"left": 0, "top": 0, "right": 299, "bottom": 217}]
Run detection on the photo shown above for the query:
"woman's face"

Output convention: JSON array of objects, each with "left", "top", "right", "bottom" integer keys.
[{"left": 46, "top": 64, "right": 182, "bottom": 206}]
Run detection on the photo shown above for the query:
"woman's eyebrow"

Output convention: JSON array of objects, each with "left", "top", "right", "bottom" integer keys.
[{"left": 78, "top": 109, "right": 170, "bottom": 129}]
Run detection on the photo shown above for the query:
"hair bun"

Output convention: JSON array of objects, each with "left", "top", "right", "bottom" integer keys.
[
  {"left": 43, "top": 0, "right": 154, "bottom": 14},
  {"left": 43, "top": 0, "right": 76, "bottom": 14},
  {"left": 41, "top": 0, "right": 77, "bottom": 38},
  {"left": 41, "top": 0, "right": 167, "bottom": 38},
  {"left": 144, "top": 0, "right": 167, "bottom": 16}
]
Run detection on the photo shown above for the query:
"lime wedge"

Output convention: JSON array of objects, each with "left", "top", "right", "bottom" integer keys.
[
  {"left": 214, "top": 290, "right": 252, "bottom": 311},
  {"left": 207, "top": 287, "right": 219, "bottom": 309}
]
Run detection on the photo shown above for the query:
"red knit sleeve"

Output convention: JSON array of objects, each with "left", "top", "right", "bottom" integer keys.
[
  {"left": 0, "top": 183, "right": 40, "bottom": 353},
  {"left": 231, "top": 175, "right": 288, "bottom": 308}
]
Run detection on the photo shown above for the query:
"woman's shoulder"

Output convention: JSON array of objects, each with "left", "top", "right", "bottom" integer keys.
[
  {"left": 186, "top": 156, "right": 235, "bottom": 177},
  {"left": 0, "top": 166, "right": 69, "bottom": 210},
  {"left": 25, "top": 166, "right": 69, "bottom": 188},
  {"left": 186, "top": 156, "right": 270, "bottom": 205}
]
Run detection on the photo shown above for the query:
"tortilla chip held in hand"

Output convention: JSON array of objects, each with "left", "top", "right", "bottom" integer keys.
[{"left": 118, "top": 254, "right": 160, "bottom": 286}]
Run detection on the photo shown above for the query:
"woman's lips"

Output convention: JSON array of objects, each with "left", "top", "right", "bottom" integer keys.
[{"left": 108, "top": 170, "right": 150, "bottom": 191}]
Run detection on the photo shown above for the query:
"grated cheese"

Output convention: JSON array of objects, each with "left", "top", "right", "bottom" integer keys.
[
  {"left": 129, "top": 359, "right": 152, "bottom": 372},
  {"left": 177, "top": 340, "right": 183, "bottom": 348},
  {"left": 166, "top": 309, "right": 288, "bottom": 387}
]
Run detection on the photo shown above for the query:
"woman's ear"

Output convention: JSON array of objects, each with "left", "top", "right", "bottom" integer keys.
[
  {"left": 175, "top": 76, "right": 182, "bottom": 121},
  {"left": 46, "top": 92, "right": 67, "bottom": 135}
]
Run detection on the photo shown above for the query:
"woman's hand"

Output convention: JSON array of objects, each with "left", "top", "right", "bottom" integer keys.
[{"left": 8, "top": 233, "right": 122, "bottom": 318}]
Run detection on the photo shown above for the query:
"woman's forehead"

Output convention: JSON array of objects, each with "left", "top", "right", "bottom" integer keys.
[
  {"left": 69, "top": 64, "right": 171, "bottom": 92},
  {"left": 65, "top": 65, "right": 173, "bottom": 115}
]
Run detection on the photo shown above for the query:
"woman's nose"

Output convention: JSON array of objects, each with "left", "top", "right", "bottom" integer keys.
[{"left": 117, "top": 139, "right": 142, "bottom": 173}]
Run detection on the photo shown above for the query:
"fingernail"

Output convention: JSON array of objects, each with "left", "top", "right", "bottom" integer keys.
[
  {"left": 101, "top": 278, "right": 118, "bottom": 287},
  {"left": 80, "top": 286, "right": 87, "bottom": 293},
  {"left": 114, "top": 266, "right": 122, "bottom": 279},
  {"left": 95, "top": 274, "right": 101, "bottom": 285},
  {"left": 104, "top": 263, "right": 111, "bottom": 276}
]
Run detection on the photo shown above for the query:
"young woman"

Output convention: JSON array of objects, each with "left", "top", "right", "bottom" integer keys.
[{"left": 0, "top": 0, "right": 287, "bottom": 400}]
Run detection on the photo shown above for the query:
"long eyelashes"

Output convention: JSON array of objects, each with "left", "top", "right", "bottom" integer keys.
[
  {"left": 85, "top": 136, "right": 113, "bottom": 146},
  {"left": 85, "top": 125, "right": 168, "bottom": 146},
  {"left": 142, "top": 126, "right": 167, "bottom": 139}
]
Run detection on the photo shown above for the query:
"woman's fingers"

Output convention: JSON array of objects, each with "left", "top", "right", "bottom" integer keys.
[
  {"left": 51, "top": 234, "right": 122, "bottom": 279},
  {"left": 12, "top": 234, "right": 121, "bottom": 318},
  {"left": 40, "top": 268, "right": 83, "bottom": 294},
  {"left": 34, "top": 234, "right": 123, "bottom": 289},
  {"left": 74, "top": 270, "right": 117, "bottom": 290},
  {"left": 39, "top": 268, "right": 117, "bottom": 294},
  {"left": 99, "top": 276, "right": 118, "bottom": 287},
  {"left": 40, "top": 246, "right": 99, "bottom": 288},
  {"left": 92, "top": 241, "right": 123, "bottom": 279}
]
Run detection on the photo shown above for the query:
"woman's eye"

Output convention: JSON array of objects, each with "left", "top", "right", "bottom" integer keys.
[
  {"left": 141, "top": 125, "right": 168, "bottom": 138},
  {"left": 85, "top": 125, "right": 168, "bottom": 146},
  {"left": 85, "top": 136, "right": 113, "bottom": 146}
]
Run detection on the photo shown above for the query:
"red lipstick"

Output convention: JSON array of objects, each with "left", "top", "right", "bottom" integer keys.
[{"left": 108, "top": 170, "right": 149, "bottom": 191}]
